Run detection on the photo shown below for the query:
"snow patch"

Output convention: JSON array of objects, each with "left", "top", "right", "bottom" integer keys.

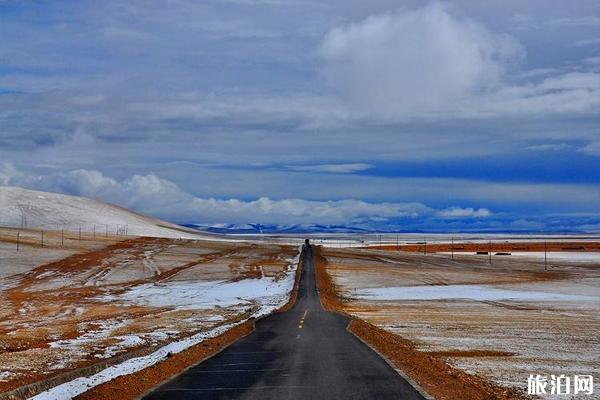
[
  {"left": 0, "top": 371, "right": 18, "bottom": 382},
  {"left": 30, "top": 323, "right": 238, "bottom": 400},
  {"left": 98, "top": 276, "right": 295, "bottom": 313},
  {"left": 49, "top": 319, "right": 130, "bottom": 353},
  {"left": 356, "top": 284, "right": 600, "bottom": 302},
  {"left": 503, "top": 251, "right": 600, "bottom": 262}
]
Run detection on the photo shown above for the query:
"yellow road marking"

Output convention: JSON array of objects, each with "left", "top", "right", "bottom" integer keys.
[{"left": 298, "top": 309, "right": 308, "bottom": 329}]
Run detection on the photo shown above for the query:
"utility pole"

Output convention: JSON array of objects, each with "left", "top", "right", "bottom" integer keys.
[
  {"left": 16, "top": 232, "right": 19, "bottom": 252},
  {"left": 61, "top": 230, "right": 64, "bottom": 247},
  {"left": 17, "top": 204, "right": 28, "bottom": 228},
  {"left": 489, "top": 240, "right": 492, "bottom": 264},
  {"left": 105, "top": 224, "right": 108, "bottom": 237},
  {"left": 41, "top": 230, "right": 44, "bottom": 248},
  {"left": 93, "top": 224, "right": 96, "bottom": 240},
  {"left": 79, "top": 226, "right": 82, "bottom": 241},
  {"left": 451, "top": 237, "right": 454, "bottom": 260}
]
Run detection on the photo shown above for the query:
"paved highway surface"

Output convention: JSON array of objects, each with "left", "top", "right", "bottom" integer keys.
[{"left": 143, "top": 246, "right": 425, "bottom": 400}]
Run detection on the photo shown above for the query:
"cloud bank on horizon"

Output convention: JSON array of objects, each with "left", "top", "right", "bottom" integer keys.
[{"left": 1, "top": 0, "right": 599, "bottom": 232}]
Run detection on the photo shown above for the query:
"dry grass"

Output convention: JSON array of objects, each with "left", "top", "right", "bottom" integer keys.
[
  {"left": 313, "top": 245, "right": 600, "bottom": 399},
  {"left": 0, "top": 232, "right": 298, "bottom": 394}
]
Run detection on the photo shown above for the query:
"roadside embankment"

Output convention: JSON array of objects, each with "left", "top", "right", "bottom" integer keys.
[{"left": 74, "top": 321, "right": 254, "bottom": 400}]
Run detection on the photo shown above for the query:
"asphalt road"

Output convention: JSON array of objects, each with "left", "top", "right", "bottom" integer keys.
[{"left": 143, "top": 246, "right": 425, "bottom": 400}]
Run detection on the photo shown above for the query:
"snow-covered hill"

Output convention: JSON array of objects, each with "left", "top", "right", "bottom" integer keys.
[{"left": 0, "top": 186, "right": 207, "bottom": 239}]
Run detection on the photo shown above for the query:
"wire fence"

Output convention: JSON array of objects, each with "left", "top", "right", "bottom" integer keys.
[{"left": 1, "top": 224, "right": 131, "bottom": 252}]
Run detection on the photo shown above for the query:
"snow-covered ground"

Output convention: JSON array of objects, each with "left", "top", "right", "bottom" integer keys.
[
  {"left": 32, "top": 272, "right": 299, "bottom": 400},
  {"left": 323, "top": 247, "right": 600, "bottom": 398},
  {"left": 437, "top": 251, "right": 600, "bottom": 263},
  {"left": 102, "top": 275, "right": 297, "bottom": 316},
  {"left": 356, "top": 284, "right": 599, "bottom": 302},
  {"left": 0, "top": 234, "right": 300, "bottom": 396},
  {"left": 0, "top": 186, "right": 208, "bottom": 239},
  {"left": 499, "top": 251, "right": 600, "bottom": 262}
]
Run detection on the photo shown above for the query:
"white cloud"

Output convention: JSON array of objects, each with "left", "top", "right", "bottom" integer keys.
[
  {"left": 576, "top": 37, "right": 600, "bottom": 47},
  {"left": 285, "top": 163, "right": 372, "bottom": 174},
  {"left": 0, "top": 165, "right": 432, "bottom": 225},
  {"left": 437, "top": 207, "right": 492, "bottom": 218},
  {"left": 318, "top": 3, "right": 600, "bottom": 120},
  {"left": 584, "top": 56, "right": 600, "bottom": 65},
  {"left": 550, "top": 16, "right": 600, "bottom": 27},
  {"left": 537, "top": 72, "right": 600, "bottom": 91},
  {"left": 526, "top": 143, "right": 571, "bottom": 152},
  {"left": 319, "top": 3, "right": 523, "bottom": 119},
  {"left": 518, "top": 68, "right": 559, "bottom": 78},
  {"left": 510, "top": 218, "right": 545, "bottom": 230},
  {"left": 579, "top": 141, "right": 600, "bottom": 156},
  {"left": 0, "top": 163, "right": 22, "bottom": 185},
  {"left": 182, "top": 197, "right": 431, "bottom": 225}
]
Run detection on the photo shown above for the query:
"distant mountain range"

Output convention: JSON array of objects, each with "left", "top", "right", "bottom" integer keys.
[
  {"left": 185, "top": 222, "right": 589, "bottom": 235},
  {"left": 184, "top": 223, "right": 375, "bottom": 234}
]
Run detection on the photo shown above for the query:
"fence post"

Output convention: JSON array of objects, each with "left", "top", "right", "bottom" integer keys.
[
  {"left": 79, "top": 226, "right": 81, "bottom": 241},
  {"left": 451, "top": 237, "right": 454, "bottom": 260},
  {"left": 16, "top": 232, "right": 20, "bottom": 252},
  {"left": 61, "top": 229, "right": 64, "bottom": 246},
  {"left": 489, "top": 240, "right": 492, "bottom": 264},
  {"left": 41, "top": 230, "right": 44, "bottom": 248}
]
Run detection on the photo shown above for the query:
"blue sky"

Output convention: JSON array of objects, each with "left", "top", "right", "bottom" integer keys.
[{"left": 1, "top": 0, "right": 599, "bottom": 232}]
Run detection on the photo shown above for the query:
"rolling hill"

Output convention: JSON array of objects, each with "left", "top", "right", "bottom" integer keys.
[{"left": 0, "top": 186, "right": 207, "bottom": 239}]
